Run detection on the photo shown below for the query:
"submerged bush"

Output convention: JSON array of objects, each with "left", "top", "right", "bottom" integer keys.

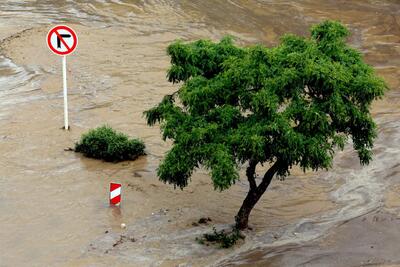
[
  {"left": 75, "top": 125, "right": 145, "bottom": 162},
  {"left": 196, "top": 227, "right": 244, "bottom": 248}
]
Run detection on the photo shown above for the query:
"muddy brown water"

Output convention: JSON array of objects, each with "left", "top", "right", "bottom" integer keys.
[{"left": 0, "top": 1, "right": 399, "bottom": 266}]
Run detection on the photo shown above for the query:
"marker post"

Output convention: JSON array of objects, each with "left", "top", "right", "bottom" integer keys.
[
  {"left": 62, "top": 55, "right": 69, "bottom": 130},
  {"left": 110, "top": 182, "right": 122, "bottom": 206}
]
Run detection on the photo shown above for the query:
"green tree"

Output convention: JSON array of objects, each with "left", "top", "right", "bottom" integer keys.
[{"left": 144, "top": 21, "right": 387, "bottom": 230}]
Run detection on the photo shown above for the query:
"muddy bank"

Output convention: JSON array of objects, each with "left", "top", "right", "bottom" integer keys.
[{"left": 220, "top": 210, "right": 400, "bottom": 267}]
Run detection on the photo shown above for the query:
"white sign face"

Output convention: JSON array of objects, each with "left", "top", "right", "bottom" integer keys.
[{"left": 47, "top": 25, "right": 78, "bottom": 56}]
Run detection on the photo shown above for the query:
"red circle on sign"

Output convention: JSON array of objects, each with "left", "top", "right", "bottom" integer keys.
[{"left": 47, "top": 25, "right": 78, "bottom": 56}]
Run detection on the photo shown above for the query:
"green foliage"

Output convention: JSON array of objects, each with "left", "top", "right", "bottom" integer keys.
[
  {"left": 195, "top": 227, "right": 244, "bottom": 248},
  {"left": 145, "top": 20, "right": 387, "bottom": 190},
  {"left": 75, "top": 125, "right": 145, "bottom": 162}
]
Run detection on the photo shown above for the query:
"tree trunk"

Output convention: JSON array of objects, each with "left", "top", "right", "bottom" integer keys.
[{"left": 235, "top": 161, "right": 280, "bottom": 230}]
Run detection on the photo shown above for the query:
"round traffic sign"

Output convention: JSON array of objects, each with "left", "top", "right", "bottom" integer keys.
[{"left": 47, "top": 25, "right": 78, "bottom": 56}]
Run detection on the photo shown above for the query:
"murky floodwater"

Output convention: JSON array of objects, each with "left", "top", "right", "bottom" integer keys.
[{"left": 0, "top": 1, "right": 399, "bottom": 266}]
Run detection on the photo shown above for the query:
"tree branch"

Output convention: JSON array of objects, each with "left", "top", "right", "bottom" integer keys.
[{"left": 246, "top": 159, "right": 258, "bottom": 190}]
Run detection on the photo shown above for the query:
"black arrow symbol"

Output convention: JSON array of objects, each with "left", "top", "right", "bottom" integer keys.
[{"left": 57, "top": 34, "right": 71, "bottom": 48}]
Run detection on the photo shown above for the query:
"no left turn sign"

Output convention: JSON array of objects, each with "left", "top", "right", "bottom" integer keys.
[
  {"left": 46, "top": 25, "right": 78, "bottom": 130},
  {"left": 47, "top": 25, "right": 78, "bottom": 56}
]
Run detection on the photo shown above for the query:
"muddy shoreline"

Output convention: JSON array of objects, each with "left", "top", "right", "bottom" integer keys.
[{"left": 220, "top": 210, "right": 400, "bottom": 267}]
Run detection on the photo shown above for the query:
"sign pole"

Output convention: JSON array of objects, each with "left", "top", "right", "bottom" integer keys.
[{"left": 62, "top": 55, "right": 69, "bottom": 130}]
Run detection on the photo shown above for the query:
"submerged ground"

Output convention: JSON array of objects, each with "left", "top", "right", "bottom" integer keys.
[{"left": 0, "top": 1, "right": 399, "bottom": 266}]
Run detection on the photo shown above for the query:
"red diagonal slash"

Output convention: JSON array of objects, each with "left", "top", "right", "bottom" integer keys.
[{"left": 54, "top": 30, "right": 71, "bottom": 52}]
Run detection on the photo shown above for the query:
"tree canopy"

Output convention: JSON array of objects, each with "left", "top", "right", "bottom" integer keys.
[{"left": 144, "top": 20, "right": 387, "bottom": 194}]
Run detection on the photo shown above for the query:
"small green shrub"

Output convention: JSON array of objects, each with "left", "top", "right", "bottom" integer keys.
[
  {"left": 196, "top": 227, "right": 244, "bottom": 248},
  {"left": 75, "top": 125, "right": 145, "bottom": 162}
]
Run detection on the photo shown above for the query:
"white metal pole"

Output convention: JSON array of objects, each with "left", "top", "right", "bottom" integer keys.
[{"left": 62, "top": 55, "right": 69, "bottom": 130}]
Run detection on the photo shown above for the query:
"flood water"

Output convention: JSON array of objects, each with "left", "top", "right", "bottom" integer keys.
[{"left": 0, "top": 1, "right": 399, "bottom": 266}]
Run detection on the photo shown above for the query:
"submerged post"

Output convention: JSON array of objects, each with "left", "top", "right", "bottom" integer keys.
[{"left": 62, "top": 55, "right": 69, "bottom": 130}]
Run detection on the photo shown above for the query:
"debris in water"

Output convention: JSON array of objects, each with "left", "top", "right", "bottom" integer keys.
[{"left": 198, "top": 217, "right": 212, "bottom": 224}]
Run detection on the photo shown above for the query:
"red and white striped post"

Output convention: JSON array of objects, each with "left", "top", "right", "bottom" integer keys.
[{"left": 110, "top": 182, "right": 121, "bottom": 206}]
